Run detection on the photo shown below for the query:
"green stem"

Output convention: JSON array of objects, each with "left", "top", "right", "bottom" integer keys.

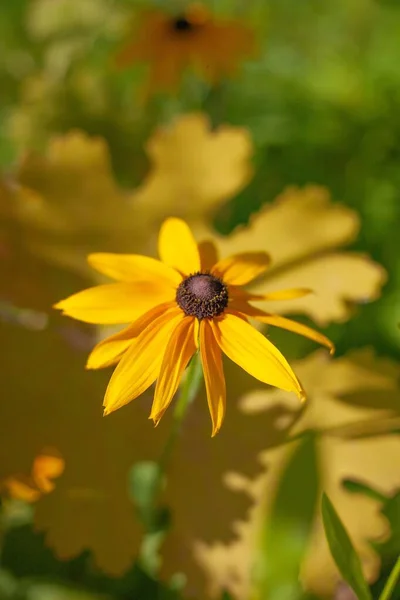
[
  {"left": 379, "top": 556, "right": 400, "bottom": 600},
  {"left": 158, "top": 351, "right": 203, "bottom": 470}
]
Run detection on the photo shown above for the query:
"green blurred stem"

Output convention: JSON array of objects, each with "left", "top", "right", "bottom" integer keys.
[
  {"left": 158, "top": 351, "right": 203, "bottom": 470},
  {"left": 379, "top": 556, "right": 400, "bottom": 600}
]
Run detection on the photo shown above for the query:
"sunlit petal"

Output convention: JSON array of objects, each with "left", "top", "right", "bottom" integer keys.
[
  {"left": 259, "top": 288, "right": 312, "bottom": 301},
  {"left": 86, "top": 302, "right": 176, "bottom": 369},
  {"left": 158, "top": 217, "right": 200, "bottom": 275},
  {"left": 229, "top": 299, "right": 335, "bottom": 354},
  {"left": 103, "top": 309, "right": 183, "bottom": 414},
  {"left": 232, "top": 287, "right": 312, "bottom": 301},
  {"left": 255, "top": 313, "right": 335, "bottom": 355},
  {"left": 54, "top": 282, "right": 175, "bottom": 324},
  {"left": 150, "top": 318, "right": 197, "bottom": 424},
  {"left": 212, "top": 252, "right": 271, "bottom": 285},
  {"left": 88, "top": 253, "right": 182, "bottom": 286},
  {"left": 212, "top": 311, "right": 304, "bottom": 400},
  {"left": 200, "top": 320, "right": 226, "bottom": 437}
]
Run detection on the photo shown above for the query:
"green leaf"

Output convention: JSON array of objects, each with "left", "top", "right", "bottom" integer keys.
[
  {"left": 321, "top": 493, "right": 373, "bottom": 600},
  {"left": 254, "top": 433, "right": 319, "bottom": 600},
  {"left": 376, "top": 491, "right": 400, "bottom": 561}
]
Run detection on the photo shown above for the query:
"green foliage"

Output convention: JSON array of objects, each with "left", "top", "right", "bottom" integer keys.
[
  {"left": 254, "top": 434, "right": 319, "bottom": 600},
  {"left": 1, "top": 0, "right": 400, "bottom": 599},
  {"left": 321, "top": 493, "right": 372, "bottom": 600}
]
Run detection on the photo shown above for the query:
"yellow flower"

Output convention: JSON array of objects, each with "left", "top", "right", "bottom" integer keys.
[
  {"left": 1, "top": 450, "right": 64, "bottom": 504},
  {"left": 115, "top": 4, "right": 256, "bottom": 95},
  {"left": 55, "top": 218, "right": 333, "bottom": 436}
]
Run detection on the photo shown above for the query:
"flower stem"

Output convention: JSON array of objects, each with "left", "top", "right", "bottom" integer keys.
[
  {"left": 379, "top": 556, "right": 400, "bottom": 600},
  {"left": 159, "top": 351, "right": 203, "bottom": 470}
]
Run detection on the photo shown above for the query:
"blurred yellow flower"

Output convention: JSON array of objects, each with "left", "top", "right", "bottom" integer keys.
[
  {"left": 116, "top": 4, "right": 256, "bottom": 95},
  {"left": 55, "top": 218, "right": 333, "bottom": 436},
  {"left": 1, "top": 450, "right": 64, "bottom": 504}
]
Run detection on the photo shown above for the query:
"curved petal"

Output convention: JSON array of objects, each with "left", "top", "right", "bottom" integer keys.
[
  {"left": 54, "top": 282, "right": 175, "bottom": 324},
  {"left": 200, "top": 319, "right": 226, "bottom": 437},
  {"left": 212, "top": 252, "right": 271, "bottom": 286},
  {"left": 254, "top": 313, "right": 335, "bottom": 355},
  {"left": 158, "top": 217, "right": 201, "bottom": 276},
  {"left": 103, "top": 309, "right": 183, "bottom": 415},
  {"left": 88, "top": 253, "right": 182, "bottom": 286},
  {"left": 198, "top": 240, "right": 219, "bottom": 271},
  {"left": 212, "top": 311, "right": 304, "bottom": 400},
  {"left": 229, "top": 286, "right": 312, "bottom": 303},
  {"left": 150, "top": 317, "right": 197, "bottom": 424},
  {"left": 86, "top": 302, "right": 176, "bottom": 369},
  {"left": 228, "top": 299, "right": 335, "bottom": 355}
]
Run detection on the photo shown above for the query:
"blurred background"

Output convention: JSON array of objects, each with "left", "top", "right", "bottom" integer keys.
[{"left": 1, "top": 0, "right": 400, "bottom": 599}]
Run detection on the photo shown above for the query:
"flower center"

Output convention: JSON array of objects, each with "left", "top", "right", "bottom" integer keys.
[
  {"left": 171, "top": 16, "right": 194, "bottom": 32},
  {"left": 176, "top": 272, "right": 229, "bottom": 320}
]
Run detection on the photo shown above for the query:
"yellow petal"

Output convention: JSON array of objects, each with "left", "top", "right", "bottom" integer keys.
[
  {"left": 87, "top": 253, "right": 182, "bottom": 286},
  {"left": 229, "top": 286, "right": 312, "bottom": 302},
  {"left": 228, "top": 299, "right": 335, "bottom": 354},
  {"left": 158, "top": 217, "right": 201, "bottom": 276},
  {"left": 254, "top": 313, "right": 335, "bottom": 355},
  {"left": 198, "top": 240, "right": 219, "bottom": 271},
  {"left": 150, "top": 318, "right": 196, "bottom": 424},
  {"left": 54, "top": 282, "right": 175, "bottom": 324},
  {"left": 200, "top": 320, "right": 226, "bottom": 437},
  {"left": 212, "top": 252, "right": 271, "bottom": 286},
  {"left": 103, "top": 309, "right": 183, "bottom": 415},
  {"left": 212, "top": 312, "right": 304, "bottom": 399},
  {"left": 86, "top": 302, "right": 176, "bottom": 369},
  {"left": 252, "top": 288, "right": 312, "bottom": 301}
]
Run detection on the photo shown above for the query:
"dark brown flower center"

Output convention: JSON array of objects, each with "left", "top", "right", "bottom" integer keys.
[
  {"left": 176, "top": 272, "right": 228, "bottom": 320},
  {"left": 171, "top": 16, "right": 194, "bottom": 32}
]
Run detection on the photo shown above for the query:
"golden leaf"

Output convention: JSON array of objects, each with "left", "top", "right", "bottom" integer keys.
[
  {"left": 5, "top": 115, "right": 252, "bottom": 278},
  {"left": 184, "top": 349, "right": 400, "bottom": 598},
  {"left": 132, "top": 113, "right": 253, "bottom": 225},
  {"left": 201, "top": 185, "right": 386, "bottom": 325}
]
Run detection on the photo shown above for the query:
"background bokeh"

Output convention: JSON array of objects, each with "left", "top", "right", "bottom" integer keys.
[{"left": 1, "top": 1, "right": 400, "bottom": 599}]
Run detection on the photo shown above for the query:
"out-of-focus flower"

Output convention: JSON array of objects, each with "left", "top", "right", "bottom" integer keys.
[
  {"left": 1, "top": 449, "right": 64, "bottom": 503},
  {"left": 116, "top": 4, "right": 256, "bottom": 95},
  {"left": 190, "top": 349, "right": 400, "bottom": 598},
  {"left": 55, "top": 218, "right": 332, "bottom": 436},
  {"left": 201, "top": 185, "right": 386, "bottom": 324},
  {"left": 4, "top": 115, "right": 252, "bottom": 279}
]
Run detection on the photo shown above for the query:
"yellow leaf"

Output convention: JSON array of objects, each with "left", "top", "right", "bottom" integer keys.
[
  {"left": 200, "top": 185, "right": 386, "bottom": 325},
  {"left": 5, "top": 116, "right": 252, "bottom": 279},
  {"left": 185, "top": 349, "right": 400, "bottom": 599},
  {"left": 132, "top": 113, "right": 253, "bottom": 224}
]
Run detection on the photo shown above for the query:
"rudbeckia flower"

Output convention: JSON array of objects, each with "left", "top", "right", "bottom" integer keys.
[
  {"left": 55, "top": 218, "right": 333, "bottom": 436},
  {"left": 116, "top": 4, "right": 256, "bottom": 95}
]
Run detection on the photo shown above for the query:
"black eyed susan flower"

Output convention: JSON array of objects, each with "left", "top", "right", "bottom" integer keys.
[
  {"left": 55, "top": 218, "right": 334, "bottom": 436},
  {"left": 115, "top": 3, "right": 256, "bottom": 95}
]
